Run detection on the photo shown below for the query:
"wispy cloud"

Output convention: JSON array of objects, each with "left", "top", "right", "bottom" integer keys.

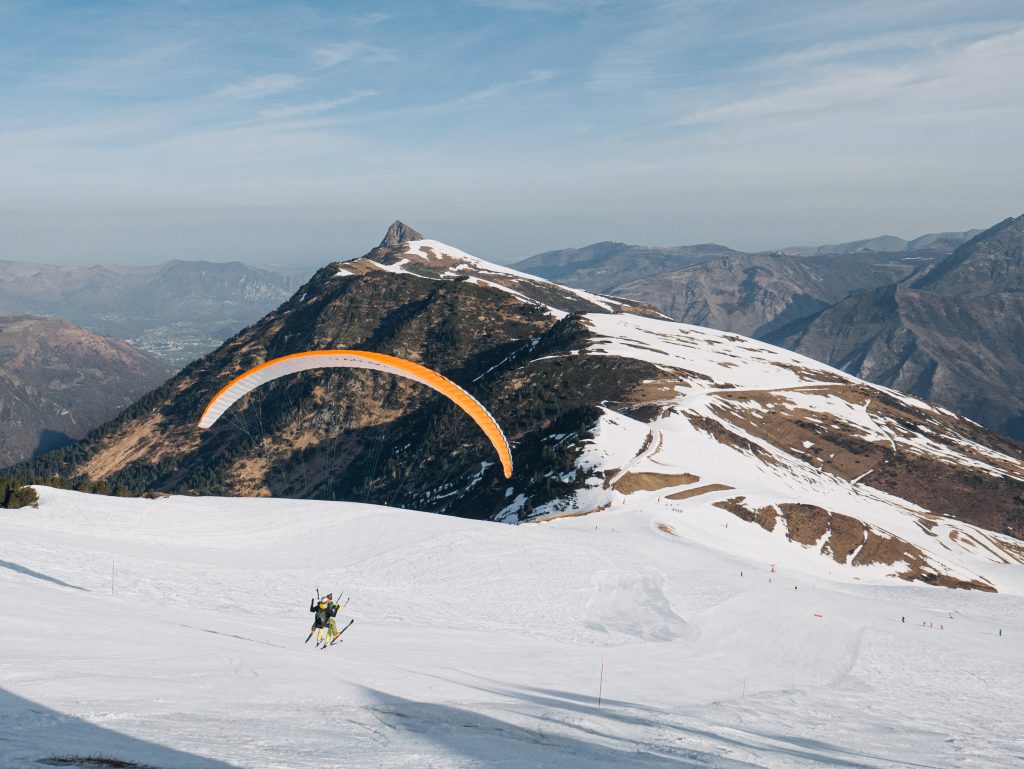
[
  {"left": 312, "top": 41, "right": 395, "bottom": 69},
  {"left": 351, "top": 12, "right": 390, "bottom": 26},
  {"left": 677, "top": 27, "right": 1024, "bottom": 127},
  {"left": 216, "top": 74, "right": 301, "bottom": 100},
  {"left": 4, "top": 0, "right": 1023, "bottom": 261},
  {"left": 460, "top": 69, "right": 555, "bottom": 102},
  {"left": 259, "top": 90, "right": 378, "bottom": 119}
]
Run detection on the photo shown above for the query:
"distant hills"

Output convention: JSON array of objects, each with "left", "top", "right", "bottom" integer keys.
[
  {"left": 780, "top": 230, "right": 983, "bottom": 257},
  {"left": 513, "top": 223, "right": 1024, "bottom": 439},
  {"left": 768, "top": 215, "right": 1024, "bottom": 441},
  {"left": 0, "top": 260, "right": 297, "bottom": 367},
  {"left": 511, "top": 231, "right": 972, "bottom": 338},
  {"left": 512, "top": 242, "right": 740, "bottom": 294},
  {"left": 602, "top": 251, "right": 943, "bottom": 338},
  {"left": 0, "top": 314, "right": 169, "bottom": 467}
]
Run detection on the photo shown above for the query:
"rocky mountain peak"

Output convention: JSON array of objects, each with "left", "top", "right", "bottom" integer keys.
[
  {"left": 379, "top": 221, "right": 425, "bottom": 248},
  {"left": 909, "top": 213, "right": 1024, "bottom": 296},
  {"left": 341, "top": 235, "right": 666, "bottom": 319}
]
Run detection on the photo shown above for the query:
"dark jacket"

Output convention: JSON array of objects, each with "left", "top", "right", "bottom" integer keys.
[{"left": 310, "top": 599, "right": 341, "bottom": 628}]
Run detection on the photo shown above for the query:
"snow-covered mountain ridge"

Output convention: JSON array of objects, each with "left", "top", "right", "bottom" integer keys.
[
  {"left": 14, "top": 224, "right": 1023, "bottom": 593},
  {"left": 345, "top": 231, "right": 666, "bottom": 318},
  {"left": 549, "top": 313, "right": 1023, "bottom": 592},
  {"left": 340, "top": 232, "right": 1023, "bottom": 591}
]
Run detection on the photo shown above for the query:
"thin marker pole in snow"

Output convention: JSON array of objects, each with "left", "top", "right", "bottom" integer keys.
[
  {"left": 111, "top": 561, "right": 114, "bottom": 596},
  {"left": 742, "top": 677, "right": 746, "bottom": 698},
  {"left": 598, "top": 656, "right": 604, "bottom": 709}
]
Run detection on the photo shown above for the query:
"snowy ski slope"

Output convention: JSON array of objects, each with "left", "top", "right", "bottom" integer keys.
[{"left": 2, "top": 487, "right": 1022, "bottom": 768}]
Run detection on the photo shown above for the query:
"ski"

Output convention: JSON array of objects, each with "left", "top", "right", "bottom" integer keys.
[{"left": 325, "top": 619, "right": 355, "bottom": 648}]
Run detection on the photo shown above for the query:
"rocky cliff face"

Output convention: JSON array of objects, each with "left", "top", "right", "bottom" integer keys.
[
  {"left": 767, "top": 215, "right": 1024, "bottom": 440},
  {"left": 0, "top": 315, "right": 169, "bottom": 467},
  {"left": 607, "top": 251, "right": 932, "bottom": 337}
]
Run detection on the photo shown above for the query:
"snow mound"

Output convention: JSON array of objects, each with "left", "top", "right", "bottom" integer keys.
[{"left": 583, "top": 568, "right": 687, "bottom": 642}]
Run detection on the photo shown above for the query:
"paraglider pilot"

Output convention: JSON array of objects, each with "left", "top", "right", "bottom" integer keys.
[{"left": 310, "top": 593, "right": 343, "bottom": 645}]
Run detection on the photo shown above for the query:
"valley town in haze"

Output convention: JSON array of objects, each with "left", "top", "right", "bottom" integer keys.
[{"left": 1, "top": 3, "right": 1022, "bottom": 768}]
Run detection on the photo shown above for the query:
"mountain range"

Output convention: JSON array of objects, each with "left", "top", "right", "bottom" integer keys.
[
  {"left": 15, "top": 222, "right": 1023, "bottom": 591},
  {"left": 512, "top": 232, "right": 970, "bottom": 339},
  {"left": 768, "top": 214, "right": 1024, "bottom": 441},
  {"left": 0, "top": 314, "right": 169, "bottom": 467},
  {"left": 780, "top": 230, "right": 982, "bottom": 256},
  {"left": 514, "top": 220, "right": 1024, "bottom": 440},
  {"left": 0, "top": 259, "right": 297, "bottom": 367}
]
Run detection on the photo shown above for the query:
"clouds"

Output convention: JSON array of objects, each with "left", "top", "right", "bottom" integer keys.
[
  {"left": 676, "top": 26, "right": 1024, "bottom": 129},
  {"left": 459, "top": 69, "right": 555, "bottom": 103},
  {"left": 259, "top": 91, "right": 378, "bottom": 120},
  {"left": 312, "top": 41, "right": 395, "bottom": 69},
  {"left": 1, "top": 0, "right": 1022, "bottom": 264},
  {"left": 215, "top": 74, "right": 302, "bottom": 99}
]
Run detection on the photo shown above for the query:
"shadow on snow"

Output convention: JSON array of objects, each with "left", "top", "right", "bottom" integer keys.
[
  {"left": 0, "top": 558, "right": 88, "bottom": 591},
  {"left": 0, "top": 688, "right": 239, "bottom": 769}
]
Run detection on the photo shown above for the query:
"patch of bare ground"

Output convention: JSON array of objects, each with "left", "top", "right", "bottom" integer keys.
[
  {"left": 706, "top": 497, "right": 993, "bottom": 589},
  {"left": 713, "top": 496, "right": 777, "bottom": 531},
  {"left": 854, "top": 531, "right": 995, "bottom": 592},
  {"left": 713, "top": 386, "right": 1024, "bottom": 540},
  {"left": 226, "top": 455, "right": 273, "bottom": 496},
  {"left": 615, "top": 472, "right": 699, "bottom": 493},
  {"left": 602, "top": 432, "right": 657, "bottom": 488},
  {"left": 533, "top": 504, "right": 608, "bottom": 523},
  {"left": 864, "top": 385, "right": 1024, "bottom": 476},
  {"left": 657, "top": 522, "right": 677, "bottom": 536},
  {"left": 637, "top": 430, "right": 655, "bottom": 455},
  {"left": 777, "top": 503, "right": 831, "bottom": 546},
  {"left": 952, "top": 530, "right": 1016, "bottom": 565},
  {"left": 79, "top": 414, "right": 192, "bottom": 480},
  {"left": 686, "top": 413, "right": 780, "bottom": 465},
  {"left": 867, "top": 451, "right": 1024, "bottom": 539},
  {"left": 824, "top": 511, "right": 870, "bottom": 564},
  {"left": 977, "top": 531, "right": 1024, "bottom": 564},
  {"left": 667, "top": 483, "right": 734, "bottom": 500},
  {"left": 665, "top": 367, "right": 719, "bottom": 385},
  {"left": 770, "top": 361, "right": 846, "bottom": 384},
  {"left": 627, "top": 380, "right": 683, "bottom": 420}
]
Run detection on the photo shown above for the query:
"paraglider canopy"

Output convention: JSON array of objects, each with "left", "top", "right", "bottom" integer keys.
[{"left": 198, "top": 349, "right": 513, "bottom": 478}]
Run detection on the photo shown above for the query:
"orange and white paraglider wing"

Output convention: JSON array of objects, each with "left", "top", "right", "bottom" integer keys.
[{"left": 198, "top": 350, "right": 513, "bottom": 478}]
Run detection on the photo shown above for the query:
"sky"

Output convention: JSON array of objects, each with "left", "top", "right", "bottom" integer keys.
[{"left": 2, "top": 0, "right": 1023, "bottom": 267}]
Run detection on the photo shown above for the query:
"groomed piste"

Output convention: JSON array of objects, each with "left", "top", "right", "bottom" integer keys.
[{"left": 1, "top": 486, "right": 1022, "bottom": 768}]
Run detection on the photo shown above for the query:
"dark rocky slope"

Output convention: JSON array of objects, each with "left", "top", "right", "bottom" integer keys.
[{"left": 767, "top": 215, "right": 1024, "bottom": 440}]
